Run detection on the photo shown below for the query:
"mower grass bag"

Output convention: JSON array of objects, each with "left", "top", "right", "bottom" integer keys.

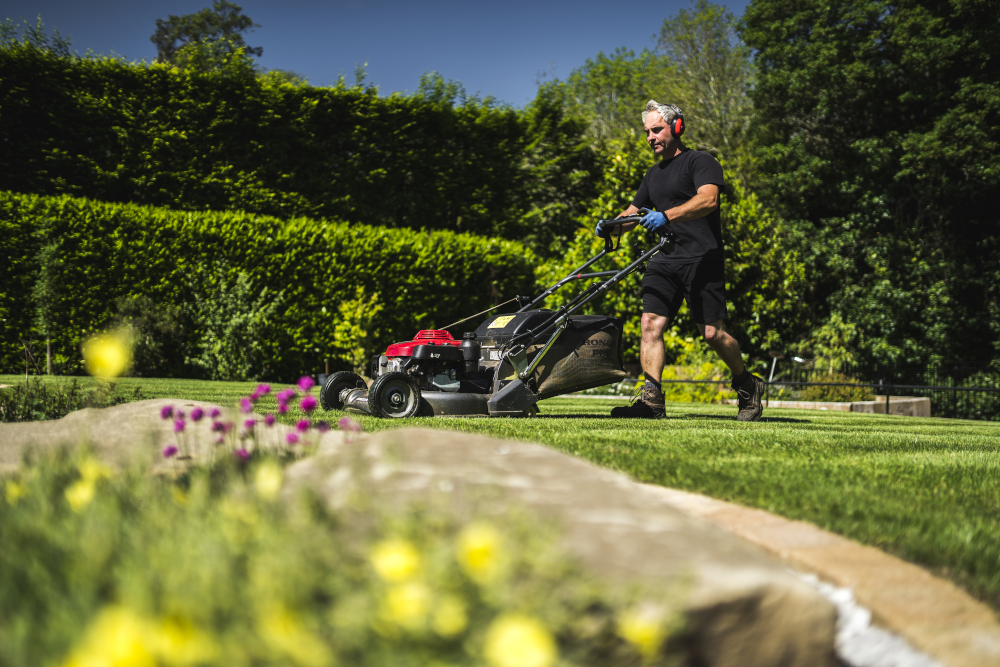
[{"left": 474, "top": 313, "right": 625, "bottom": 399}]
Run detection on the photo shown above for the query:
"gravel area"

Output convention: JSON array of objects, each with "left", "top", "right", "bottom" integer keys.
[{"left": 795, "top": 572, "right": 943, "bottom": 667}]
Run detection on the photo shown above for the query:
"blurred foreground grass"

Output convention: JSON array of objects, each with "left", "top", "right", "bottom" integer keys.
[
  {"left": 0, "top": 447, "right": 675, "bottom": 667},
  {"left": 4, "top": 375, "right": 1000, "bottom": 612}
]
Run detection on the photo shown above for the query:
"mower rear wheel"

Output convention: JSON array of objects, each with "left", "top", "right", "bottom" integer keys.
[
  {"left": 370, "top": 372, "right": 421, "bottom": 419},
  {"left": 320, "top": 371, "right": 367, "bottom": 410}
]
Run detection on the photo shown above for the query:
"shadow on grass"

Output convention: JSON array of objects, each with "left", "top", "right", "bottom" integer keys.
[{"left": 675, "top": 414, "right": 813, "bottom": 424}]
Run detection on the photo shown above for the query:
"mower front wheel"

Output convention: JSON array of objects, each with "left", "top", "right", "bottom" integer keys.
[
  {"left": 370, "top": 372, "right": 421, "bottom": 419},
  {"left": 320, "top": 371, "right": 367, "bottom": 411}
]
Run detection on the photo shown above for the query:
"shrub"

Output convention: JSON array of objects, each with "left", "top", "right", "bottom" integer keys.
[
  {"left": 0, "top": 40, "right": 596, "bottom": 246},
  {"left": 183, "top": 263, "right": 284, "bottom": 382},
  {"left": 800, "top": 373, "right": 875, "bottom": 402},
  {"left": 0, "top": 377, "right": 145, "bottom": 422},
  {"left": 110, "top": 295, "right": 191, "bottom": 378},
  {"left": 0, "top": 192, "right": 536, "bottom": 380}
]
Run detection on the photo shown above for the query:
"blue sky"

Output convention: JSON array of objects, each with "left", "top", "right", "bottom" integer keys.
[{"left": 3, "top": 0, "right": 751, "bottom": 107}]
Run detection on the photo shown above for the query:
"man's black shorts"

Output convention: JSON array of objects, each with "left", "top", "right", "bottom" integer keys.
[{"left": 641, "top": 257, "right": 727, "bottom": 323}]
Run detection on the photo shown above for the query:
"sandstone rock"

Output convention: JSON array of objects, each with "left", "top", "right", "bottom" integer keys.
[
  {"left": 286, "top": 427, "right": 839, "bottom": 667},
  {"left": 0, "top": 398, "right": 237, "bottom": 471}
]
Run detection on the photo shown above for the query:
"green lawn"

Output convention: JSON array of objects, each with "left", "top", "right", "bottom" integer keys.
[{"left": 4, "top": 375, "right": 1000, "bottom": 611}]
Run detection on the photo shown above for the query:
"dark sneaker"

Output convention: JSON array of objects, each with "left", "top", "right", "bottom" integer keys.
[
  {"left": 611, "top": 383, "right": 665, "bottom": 419},
  {"left": 732, "top": 373, "right": 765, "bottom": 422}
]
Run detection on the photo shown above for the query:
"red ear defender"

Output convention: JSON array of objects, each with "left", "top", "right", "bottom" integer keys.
[{"left": 671, "top": 114, "right": 685, "bottom": 138}]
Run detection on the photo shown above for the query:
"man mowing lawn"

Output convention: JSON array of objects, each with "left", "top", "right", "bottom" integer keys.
[{"left": 597, "top": 101, "right": 765, "bottom": 421}]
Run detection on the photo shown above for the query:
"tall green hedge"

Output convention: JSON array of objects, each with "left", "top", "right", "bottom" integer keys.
[
  {"left": 0, "top": 191, "right": 536, "bottom": 380},
  {"left": 0, "top": 42, "right": 596, "bottom": 250}
]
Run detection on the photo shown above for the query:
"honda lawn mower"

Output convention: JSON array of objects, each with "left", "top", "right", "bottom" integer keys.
[{"left": 319, "top": 211, "right": 675, "bottom": 419}]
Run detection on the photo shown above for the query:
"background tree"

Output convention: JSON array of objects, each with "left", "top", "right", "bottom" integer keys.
[
  {"left": 742, "top": 0, "right": 1000, "bottom": 368},
  {"left": 564, "top": 48, "right": 670, "bottom": 145},
  {"left": 151, "top": 0, "right": 262, "bottom": 65},
  {"left": 656, "top": 0, "right": 754, "bottom": 179}
]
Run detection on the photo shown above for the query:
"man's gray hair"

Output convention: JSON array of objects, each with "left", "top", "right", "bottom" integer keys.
[{"left": 642, "top": 100, "right": 682, "bottom": 124}]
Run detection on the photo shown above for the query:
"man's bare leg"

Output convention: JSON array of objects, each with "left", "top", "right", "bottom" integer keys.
[
  {"left": 697, "top": 319, "right": 745, "bottom": 375},
  {"left": 640, "top": 312, "right": 670, "bottom": 381},
  {"left": 610, "top": 312, "right": 670, "bottom": 418},
  {"left": 698, "top": 319, "right": 764, "bottom": 421}
]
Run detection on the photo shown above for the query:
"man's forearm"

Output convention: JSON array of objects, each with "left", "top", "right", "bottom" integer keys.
[{"left": 665, "top": 191, "right": 719, "bottom": 223}]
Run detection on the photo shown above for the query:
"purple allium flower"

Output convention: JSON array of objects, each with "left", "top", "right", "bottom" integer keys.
[
  {"left": 300, "top": 395, "right": 318, "bottom": 413},
  {"left": 210, "top": 408, "right": 221, "bottom": 419},
  {"left": 315, "top": 421, "right": 330, "bottom": 433},
  {"left": 256, "top": 383, "right": 271, "bottom": 395},
  {"left": 286, "top": 433, "right": 300, "bottom": 445},
  {"left": 234, "top": 449, "right": 250, "bottom": 461},
  {"left": 211, "top": 421, "right": 223, "bottom": 433},
  {"left": 276, "top": 389, "right": 296, "bottom": 404},
  {"left": 173, "top": 419, "right": 186, "bottom": 433},
  {"left": 177, "top": 409, "right": 185, "bottom": 420},
  {"left": 244, "top": 419, "right": 257, "bottom": 430},
  {"left": 190, "top": 407, "right": 204, "bottom": 422},
  {"left": 160, "top": 405, "right": 174, "bottom": 420},
  {"left": 162, "top": 444, "right": 178, "bottom": 458},
  {"left": 265, "top": 414, "right": 276, "bottom": 427},
  {"left": 338, "top": 416, "right": 362, "bottom": 433},
  {"left": 250, "top": 389, "right": 261, "bottom": 402},
  {"left": 297, "top": 376, "right": 315, "bottom": 393},
  {"left": 239, "top": 398, "right": 252, "bottom": 413},
  {"left": 296, "top": 419, "right": 310, "bottom": 432},
  {"left": 277, "top": 402, "right": 289, "bottom": 415}
]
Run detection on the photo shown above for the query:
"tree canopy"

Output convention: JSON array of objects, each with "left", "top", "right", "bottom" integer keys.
[
  {"left": 743, "top": 0, "right": 1000, "bottom": 367},
  {"left": 151, "top": 0, "right": 262, "bottom": 64}
]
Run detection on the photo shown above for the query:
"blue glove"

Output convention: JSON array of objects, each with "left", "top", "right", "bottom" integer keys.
[
  {"left": 595, "top": 221, "right": 608, "bottom": 238},
  {"left": 640, "top": 210, "right": 668, "bottom": 233}
]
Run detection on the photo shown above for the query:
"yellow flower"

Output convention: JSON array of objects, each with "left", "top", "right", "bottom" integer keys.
[
  {"left": 148, "top": 617, "right": 218, "bottom": 666},
  {"left": 65, "top": 480, "right": 96, "bottom": 512},
  {"left": 61, "top": 606, "right": 155, "bottom": 667},
  {"left": 456, "top": 522, "right": 501, "bottom": 584},
  {"left": 617, "top": 604, "right": 669, "bottom": 660},
  {"left": 4, "top": 480, "right": 26, "bottom": 505},
  {"left": 259, "top": 603, "right": 333, "bottom": 667},
  {"left": 431, "top": 594, "right": 468, "bottom": 637},
  {"left": 65, "top": 458, "right": 112, "bottom": 512},
  {"left": 79, "top": 458, "right": 112, "bottom": 483},
  {"left": 254, "top": 462, "right": 283, "bottom": 500},
  {"left": 381, "top": 582, "right": 431, "bottom": 631},
  {"left": 370, "top": 538, "right": 421, "bottom": 581},
  {"left": 82, "top": 331, "right": 132, "bottom": 378},
  {"left": 171, "top": 486, "right": 190, "bottom": 507},
  {"left": 482, "top": 614, "right": 556, "bottom": 667}
]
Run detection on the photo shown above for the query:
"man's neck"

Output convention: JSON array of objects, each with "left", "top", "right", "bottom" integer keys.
[{"left": 660, "top": 141, "right": 684, "bottom": 161}]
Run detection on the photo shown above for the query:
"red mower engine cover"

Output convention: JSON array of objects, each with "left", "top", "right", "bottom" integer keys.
[{"left": 385, "top": 330, "right": 462, "bottom": 356}]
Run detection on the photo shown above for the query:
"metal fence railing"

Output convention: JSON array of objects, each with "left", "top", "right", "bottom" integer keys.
[
  {"left": 620, "top": 361, "right": 1000, "bottom": 421},
  {"left": 767, "top": 361, "right": 1000, "bottom": 421}
]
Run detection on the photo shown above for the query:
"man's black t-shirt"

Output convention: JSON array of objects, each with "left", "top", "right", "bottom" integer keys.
[{"left": 632, "top": 148, "right": 726, "bottom": 265}]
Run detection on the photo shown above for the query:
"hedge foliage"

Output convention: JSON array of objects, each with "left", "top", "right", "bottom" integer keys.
[
  {"left": 0, "top": 41, "right": 597, "bottom": 251},
  {"left": 0, "top": 191, "right": 536, "bottom": 380}
]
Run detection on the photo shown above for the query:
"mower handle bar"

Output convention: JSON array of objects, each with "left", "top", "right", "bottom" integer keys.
[
  {"left": 510, "top": 228, "right": 675, "bottom": 348},
  {"left": 516, "top": 209, "right": 667, "bottom": 314}
]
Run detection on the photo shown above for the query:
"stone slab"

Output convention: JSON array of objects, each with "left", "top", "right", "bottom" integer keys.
[
  {"left": 0, "top": 398, "right": 240, "bottom": 472},
  {"left": 722, "top": 396, "right": 933, "bottom": 416},
  {"left": 646, "top": 487, "right": 1000, "bottom": 667},
  {"left": 286, "top": 427, "right": 838, "bottom": 667},
  {"left": 854, "top": 396, "right": 932, "bottom": 417}
]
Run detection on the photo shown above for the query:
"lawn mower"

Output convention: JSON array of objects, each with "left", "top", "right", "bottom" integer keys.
[{"left": 319, "top": 211, "right": 675, "bottom": 418}]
